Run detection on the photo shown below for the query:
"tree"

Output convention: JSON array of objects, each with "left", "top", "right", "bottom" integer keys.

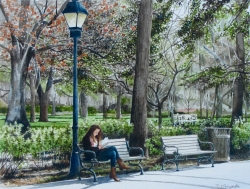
[
  {"left": 0, "top": 0, "right": 69, "bottom": 132},
  {"left": 37, "top": 66, "right": 62, "bottom": 122},
  {"left": 178, "top": 0, "right": 249, "bottom": 123},
  {"left": 230, "top": 0, "right": 248, "bottom": 123},
  {"left": 130, "top": 0, "right": 153, "bottom": 157},
  {"left": 27, "top": 58, "right": 40, "bottom": 122}
]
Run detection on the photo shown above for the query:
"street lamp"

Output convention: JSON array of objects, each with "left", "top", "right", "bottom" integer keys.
[{"left": 62, "top": 0, "right": 88, "bottom": 177}]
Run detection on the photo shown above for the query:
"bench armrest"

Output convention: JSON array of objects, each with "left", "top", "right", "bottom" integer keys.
[
  {"left": 126, "top": 141, "right": 145, "bottom": 157},
  {"left": 77, "top": 145, "right": 97, "bottom": 161},
  {"left": 198, "top": 139, "right": 215, "bottom": 151},
  {"left": 163, "top": 145, "right": 179, "bottom": 154},
  {"left": 128, "top": 147, "right": 144, "bottom": 157}
]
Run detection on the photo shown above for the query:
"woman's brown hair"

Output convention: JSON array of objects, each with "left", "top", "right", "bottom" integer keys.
[{"left": 84, "top": 125, "right": 102, "bottom": 144}]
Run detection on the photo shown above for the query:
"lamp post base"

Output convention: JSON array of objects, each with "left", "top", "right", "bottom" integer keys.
[{"left": 68, "top": 151, "right": 80, "bottom": 178}]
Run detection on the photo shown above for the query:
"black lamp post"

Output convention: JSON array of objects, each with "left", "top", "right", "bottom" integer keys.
[{"left": 62, "top": 0, "right": 88, "bottom": 177}]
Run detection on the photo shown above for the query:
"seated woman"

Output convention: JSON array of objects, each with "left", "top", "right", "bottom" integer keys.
[{"left": 82, "top": 124, "right": 130, "bottom": 182}]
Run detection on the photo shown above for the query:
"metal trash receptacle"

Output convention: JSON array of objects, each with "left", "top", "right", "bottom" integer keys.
[{"left": 206, "top": 127, "right": 231, "bottom": 162}]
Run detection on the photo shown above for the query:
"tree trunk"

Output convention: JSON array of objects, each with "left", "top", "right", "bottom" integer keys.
[
  {"left": 37, "top": 67, "right": 54, "bottom": 122},
  {"left": 231, "top": 33, "right": 245, "bottom": 125},
  {"left": 187, "top": 99, "right": 190, "bottom": 114},
  {"left": 216, "top": 85, "right": 222, "bottom": 119},
  {"left": 199, "top": 90, "right": 203, "bottom": 118},
  {"left": 5, "top": 47, "right": 34, "bottom": 133},
  {"left": 29, "top": 73, "right": 37, "bottom": 122},
  {"left": 103, "top": 93, "right": 108, "bottom": 119},
  {"left": 6, "top": 66, "right": 30, "bottom": 132},
  {"left": 158, "top": 103, "right": 162, "bottom": 130},
  {"left": 116, "top": 86, "right": 122, "bottom": 119},
  {"left": 80, "top": 89, "right": 88, "bottom": 118},
  {"left": 130, "top": 0, "right": 152, "bottom": 157},
  {"left": 211, "top": 86, "right": 218, "bottom": 119},
  {"left": 37, "top": 85, "right": 49, "bottom": 122},
  {"left": 51, "top": 87, "right": 56, "bottom": 116}
]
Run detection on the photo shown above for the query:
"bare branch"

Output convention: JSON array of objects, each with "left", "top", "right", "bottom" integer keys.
[
  {"left": 36, "top": 44, "right": 66, "bottom": 53},
  {"left": 203, "top": 46, "right": 228, "bottom": 68},
  {"left": 0, "top": 0, "right": 10, "bottom": 22},
  {"left": 0, "top": 44, "right": 9, "bottom": 52}
]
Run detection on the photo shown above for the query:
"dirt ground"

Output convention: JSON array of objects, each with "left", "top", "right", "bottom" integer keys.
[{"left": 1, "top": 149, "right": 250, "bottom": 187}]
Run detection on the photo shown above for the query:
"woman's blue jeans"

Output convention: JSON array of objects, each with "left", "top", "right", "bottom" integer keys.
[{"left": 96, "top": 146, "right": 121, "bottom": 167}]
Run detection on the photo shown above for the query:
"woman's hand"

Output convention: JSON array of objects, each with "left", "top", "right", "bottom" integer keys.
[{"left": 98, "top": 145, "right": 103, "bottom": 149}]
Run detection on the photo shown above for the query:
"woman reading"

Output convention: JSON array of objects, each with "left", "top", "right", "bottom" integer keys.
[{"left": 82, "top": 124, "right": 130, "bottom": 181}]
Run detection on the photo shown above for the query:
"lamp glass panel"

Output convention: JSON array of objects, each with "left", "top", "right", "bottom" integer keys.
[
  {"left": 64, "top": 13, "right": 77, "bottom": 28},
  {"left": 77, "top": 13, "right": 87, "bottom": 28}
]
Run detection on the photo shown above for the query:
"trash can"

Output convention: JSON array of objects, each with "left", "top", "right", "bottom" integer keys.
[{"left": 206, "top": 127, "right": 231, "bottom": 162}]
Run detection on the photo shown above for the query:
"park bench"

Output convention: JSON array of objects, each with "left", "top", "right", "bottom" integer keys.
[
  {"left": 78, "top": 138, "right": 146, "bottom": 182},
  {"left": 161, "top": 135, "right": 217, "bottom": 171},
  {"left": 174, "top": 114, "right": 197, "bottom": 125}
]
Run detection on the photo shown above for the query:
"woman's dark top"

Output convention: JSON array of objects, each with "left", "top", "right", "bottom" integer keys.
[{"left": 82, "top": 135, "right": 100, "bottom": 160}]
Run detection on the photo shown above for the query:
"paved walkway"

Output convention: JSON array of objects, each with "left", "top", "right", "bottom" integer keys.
[{"left": 1, "top": 160, "right": 250, "bottom": 189}]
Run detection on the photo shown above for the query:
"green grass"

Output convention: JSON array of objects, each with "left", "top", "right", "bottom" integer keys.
[
  {"left": 0, "top": 114, "right": 5, "bottom": 126},
  {"left": 0, "top": 113, "right": 172, "bottom": 128},
  {"left": 0, "top": 113, "right": 132, "bottom": 128}
]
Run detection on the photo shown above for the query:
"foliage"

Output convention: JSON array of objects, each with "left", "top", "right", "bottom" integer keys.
[
  {"left": 145, "top": 120, "right": 186, "bottom": 156},
  {"left": 54, "top": 105, "right": 73, "bottom": 112},
  {"left": 0, "top": 123, "right": 73, "bottom": 177},
  {"left": 107, "top": 109, "right": 116, "bottom": 114},
  {"left": 121, "top": 97, "right": 131, "bottom": 105},
  {"left": 0, "top": 107, "right": 8, "bottom": 114},
  {"left": 199, "top": 118, "right": 231, "bottom": 128},
  {"left": 78, "top": 118, "right": 133, "bottom": 140},
  {"left": 177, "top": 0, "right": 231, "bottom": 54},
  {"left": 88, "top": 106, "right": 98, "bottom": 115},
  {"left": 231, "top": 121, "right": 250, "bottom": 150},
  {"left": 0, "top": 124, "right": 72, "bottom": 158},
  {"left": 180, "top": 66, "right": 230, "bottom": 89}
]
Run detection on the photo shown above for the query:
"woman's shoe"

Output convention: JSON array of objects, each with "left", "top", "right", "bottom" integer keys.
[
  {"left": 117, "top": 158, "right": 130, "bottom": 170},
  {"left": 110, "top": 167, "right": 120, "bottom": 182}
]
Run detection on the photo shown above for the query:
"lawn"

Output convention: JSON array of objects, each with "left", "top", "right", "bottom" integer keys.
[
  {"left": 0, "top": 113, "right": 134, "bottom": 127},
  {"left": 0, "top": 113, "right": 172, "bottom": 128}
]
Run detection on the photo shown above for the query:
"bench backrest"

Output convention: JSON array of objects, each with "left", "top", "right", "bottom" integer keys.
[
  {"left": 173, "top": 114, "right": 197, "bottom": 124},
  {"left": 161, "top": 135, "right": 201, "bottom": 154},
  {"left": 106, "top": 138, "right": 130, "bottom": 159}
]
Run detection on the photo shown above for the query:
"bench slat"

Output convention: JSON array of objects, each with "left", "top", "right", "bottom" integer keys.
[
  {"left": 162, "top": 135, "right": 198, "bottom": 139},
  {"left": 107, "top": 141, "right": 127, "bottom": 146},
  {"left": 117, "top": 152, "right": 129, "bottom": 156},
  {"left": 107, "top": 144, "right": 127, "bottom": 148}
]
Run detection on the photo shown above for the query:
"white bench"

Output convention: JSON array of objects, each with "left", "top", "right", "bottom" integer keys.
[
  {"left": 161, "top": 135, "right": 217, "bottom": 171},
  {"left": 78, "top": 138, "right": 146, "bottom": 182},
  {"left": 173, "top": 114, "right": 197, "bottom": 125}
]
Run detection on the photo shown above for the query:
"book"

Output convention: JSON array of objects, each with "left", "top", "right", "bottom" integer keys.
[{"left": 100, "top": 137, "right": 109, "bottom": 147}]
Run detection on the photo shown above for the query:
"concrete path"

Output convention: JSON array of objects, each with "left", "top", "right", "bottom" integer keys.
[{"left": 1, "top": 160, "right": 250, "bottom": 189}]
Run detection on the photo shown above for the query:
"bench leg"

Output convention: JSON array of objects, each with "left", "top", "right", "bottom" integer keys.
[
  {"left": 161, "top": 159, "right": 179, "bottom": 171},
  {"left": 161, "top": 163, "right": 164, "bottom": 170},
  {"left": 197, "top": 155, "right": 215, "bottom": 168},
  {"left": 175, "top": 162, "right": 179, "bottom": 171},
  {"left": 138, "top": 164, "right": 144, "bottom": 175},
  {"left": 128, "top": 161, "right": 144, "bottom": 175},
  {"left": 80, "top": 164, "right": 98, "bottom": 182},
  {"left": 89, "top": 169, "right": 98, "bottom": 182}
]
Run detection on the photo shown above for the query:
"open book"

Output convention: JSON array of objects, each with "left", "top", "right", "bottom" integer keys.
[{"left": 100, "top": 137, "right": 109, "bottom": 148}]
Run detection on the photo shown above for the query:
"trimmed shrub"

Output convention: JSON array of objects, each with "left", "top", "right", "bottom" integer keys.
[
  {"left": 88, "top": 106, "right": 98, "bottom": 115},
  {"left": 231, "top": 121, "right": 250, "bottom": 151},
  {"left": 0, "top": 107, "right": 7, "bottom": 114}
]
